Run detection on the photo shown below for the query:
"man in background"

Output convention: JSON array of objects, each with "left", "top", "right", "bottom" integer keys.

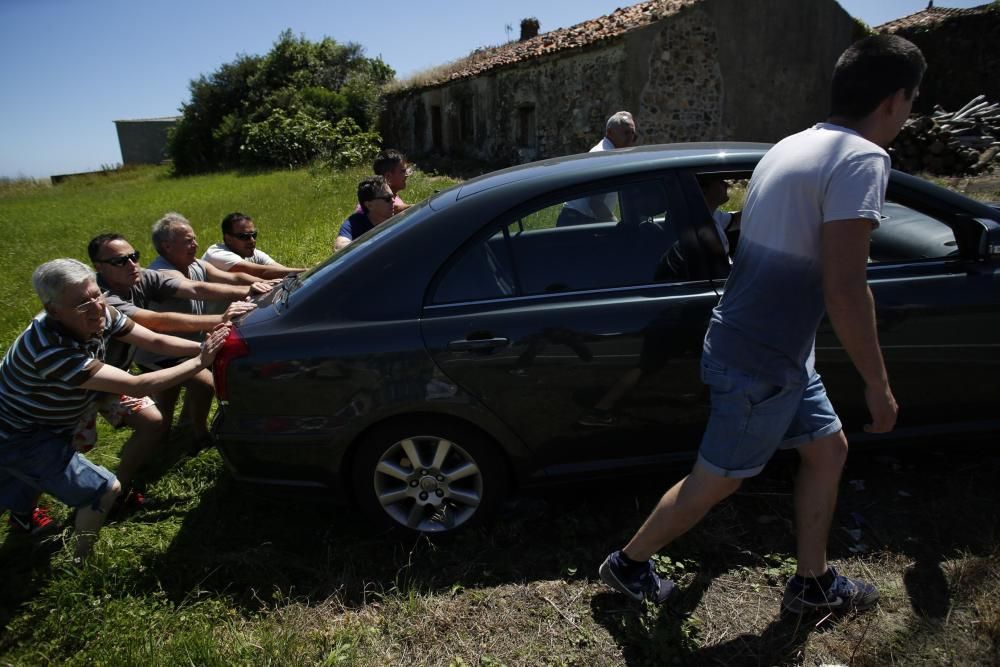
[
  {"left": 202, "top": 212, "right": 303, "bottom": 279},
  {"left": 334, "top": 176, "right": 396, "bottom": 252}
]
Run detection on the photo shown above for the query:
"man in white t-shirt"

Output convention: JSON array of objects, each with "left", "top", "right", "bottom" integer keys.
[
  {"left": 698, "top": 175, "right": 741, "bottom": 259},
  {"left": 202, "top": 212, "right": 303, "bottom": 280},
  {"left": 601, "top": 35, "right": 925, "bottom": 616},
  {"left": 557, "top": 111, "right": 638, "bottom": 226}
]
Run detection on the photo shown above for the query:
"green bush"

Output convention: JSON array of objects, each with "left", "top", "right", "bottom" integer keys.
[
  {"left": 241, "top": 113, "right": 380, "bottom": 170},
  {"left": 168, "top": 30, "right": 393, "bottom": 174}
]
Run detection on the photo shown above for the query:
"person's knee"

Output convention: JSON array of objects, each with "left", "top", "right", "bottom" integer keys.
[
  {"left": 689, "top": 463, "right": 743, "bottom": 503},
  {"left": 800, "top": 432, "right": 848, "bottom": 471},
  {"left": 186, "top": 369, "right": 215, "bottom": 395}
]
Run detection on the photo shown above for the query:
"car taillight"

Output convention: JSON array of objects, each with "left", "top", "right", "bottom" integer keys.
[{"left": 213, "top": 327, "right": 249, "bottom": 403}]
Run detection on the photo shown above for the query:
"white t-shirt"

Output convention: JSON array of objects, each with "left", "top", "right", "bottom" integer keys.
[
  {"left": 712, "top": 209, "right": 734, "bottom": 256},
  {"left": 202, "top": 243, "right": 276, "bottom": 271},
  {"left": 705, "top": 123, "right": 889, "bottom": 384},
  {"left": 563, "top": 137, "right": 618, "bottom": 217}
]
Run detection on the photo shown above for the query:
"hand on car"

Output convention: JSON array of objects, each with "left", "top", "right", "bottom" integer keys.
[
  {"left": 199, "top": 324, "right": 231, "bottom": 366},
  {"left": 863, "top": 382, "right": 898, "bottom": 434},
  {"left": 223, "top": 300, "right": 256, "bottom": 322},
  {"left": 248, "top": 281, "right": 274, "bottom": 296}
]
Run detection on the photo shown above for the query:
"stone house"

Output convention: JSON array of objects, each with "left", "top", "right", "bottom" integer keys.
[
  {"left": 876, "top": 3, "right": 999, "bottom": 113},
  {"left": 381, "top": 0, "right": 863, "bottom": 165},
  {"left": 113, "top": 116, "right": 180, "bottom": 166}
]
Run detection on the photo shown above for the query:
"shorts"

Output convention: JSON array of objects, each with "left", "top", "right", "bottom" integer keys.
[
  {"left": 0, "top": 428, "right": 116, "bottom": 513},
  {"left": 696, "top": 352, "right": 842, "bottom": 479},
  {"left": 72, "top": 393, "right": 156, "bottom": 453}
]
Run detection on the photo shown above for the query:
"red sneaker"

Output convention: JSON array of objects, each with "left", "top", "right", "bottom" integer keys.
[
  {"left": 109, "top": 489, "right": 150, "bottom": 519},
  {"left": 7, "top": 507, "right": 59, "bottom": 536}
]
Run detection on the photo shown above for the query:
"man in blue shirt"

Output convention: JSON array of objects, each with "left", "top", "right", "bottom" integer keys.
[
  {"left": 600, "top": 35, "right": 925, "bottom": 616},
  {"left": 334, "top": 176, "right": 396, "bottom": 252}
]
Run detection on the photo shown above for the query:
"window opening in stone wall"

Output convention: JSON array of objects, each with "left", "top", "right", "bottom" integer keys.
[
  {"left": 460, "top": 101, "right": 474, "bottom": 143},
  {"left": 431, "top": 106, "right": 443, "bottom": 150},
  {"left": 518, "top": 105, "right": 536, "bottom": 148}
]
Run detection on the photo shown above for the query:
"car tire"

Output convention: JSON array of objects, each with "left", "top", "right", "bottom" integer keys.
[{"left": 351, "top": 418, "right": 508, "bottom": 535}]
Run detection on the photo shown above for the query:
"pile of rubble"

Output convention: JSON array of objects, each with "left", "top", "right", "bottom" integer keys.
[{"left": 890, "top": 95, "right": 1000, "bottom": 175}]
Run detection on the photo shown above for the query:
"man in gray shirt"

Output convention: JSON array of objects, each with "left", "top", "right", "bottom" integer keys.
[{"left": 89, "top": 232, "right": 260, "bottom": 455}]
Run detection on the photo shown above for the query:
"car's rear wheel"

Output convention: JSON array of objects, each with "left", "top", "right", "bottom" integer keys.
[{"left": 351, "top": 419, "right": 508, "bottom": 535}]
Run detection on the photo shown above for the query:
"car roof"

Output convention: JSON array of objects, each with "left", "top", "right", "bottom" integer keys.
[{"left": 453, "top": 142, "right": 772, "bottom": 201}]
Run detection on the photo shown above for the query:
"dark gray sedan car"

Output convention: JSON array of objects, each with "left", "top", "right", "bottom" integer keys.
[{"left": 212, "top": 143, "right": 1000, "bottom": 534}]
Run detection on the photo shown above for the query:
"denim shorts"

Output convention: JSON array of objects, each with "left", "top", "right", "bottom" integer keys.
[
  {"left": 696, "top": 353, "right": 842, "bottom": 478},
  {"left": 0, "top": 428, "right": 117, "bottom": 513}
]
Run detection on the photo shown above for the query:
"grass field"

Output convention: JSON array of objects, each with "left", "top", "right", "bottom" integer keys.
[{"left": 0, "top": 167, "right": 999, "bottom": 665}]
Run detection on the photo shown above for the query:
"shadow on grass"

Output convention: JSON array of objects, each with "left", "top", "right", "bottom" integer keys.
[{"left": 2, "top": 436, "right": 998, "bottom": 661}]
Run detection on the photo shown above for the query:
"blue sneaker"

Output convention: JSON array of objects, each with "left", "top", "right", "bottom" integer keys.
[
  {"left": 782, "top": 565, "right": 879, "bottom": 614},
  {"left": 599, "top": 550, "right": 675, "bottom": 604}
]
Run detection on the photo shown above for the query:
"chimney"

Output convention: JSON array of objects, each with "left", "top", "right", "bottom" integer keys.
[{"left": 520, "top": 17, "right": 540, "bottom": 41}]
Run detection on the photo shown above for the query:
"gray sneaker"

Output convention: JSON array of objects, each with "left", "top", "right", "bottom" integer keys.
[
  {"left": 782, "top": 566, "right": 879, "bottom": 614},
  {"left": 599, "top": 550, "right": 675, "bottom": 604}
]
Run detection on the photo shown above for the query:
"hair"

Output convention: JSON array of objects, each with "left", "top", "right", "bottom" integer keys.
[
  {"left": 151, "top": 212, "right": 191, "bottom": 254},
  {"left": 830, "top": 34, "right": 926, "bottom": 120},
  {"left": 605, "top": 111, "right": 634, "bottom": 135},
  {"left": 32, "top": 258, "right": 95, "bottom": 305},
  {"left": 357, "top": 175, "right": 388, "bottom": 212},
  {"left": 87, "top": 232, "right": 126, "bottom": 262},
  {"left": 221, "top": 211, "right": 252, "bottom": 236},
  {"left": 373, "top": 149, "right": 406, "bottom": 176}
]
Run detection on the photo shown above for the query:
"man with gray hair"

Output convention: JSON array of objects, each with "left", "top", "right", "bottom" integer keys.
[
  {"left": 140, "top": 213, "right": 274, "bottom": 448},
  {"left": 0, "top": 259, "right": 228, "bottom": 559},
  {"left": 557, "top": 111, "right": 638, "bottom": 226}
]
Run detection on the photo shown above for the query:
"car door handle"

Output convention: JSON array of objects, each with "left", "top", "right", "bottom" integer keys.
[{"left": 448, "top": 337, "right": 510, "bottom": 351}]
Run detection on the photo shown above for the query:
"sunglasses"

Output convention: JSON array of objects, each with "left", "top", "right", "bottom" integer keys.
[
  {"left": 371, "top": 195, "right": 394, "bottom": 204},
  {"left": 69, "top": 290, "right": 111, "bottom": 314},
  {"left": 229, "top": 231, "right": 258, "bottom": 240},
  {"left": 95, "top": 251, "right": 140, "bottom": 267}
]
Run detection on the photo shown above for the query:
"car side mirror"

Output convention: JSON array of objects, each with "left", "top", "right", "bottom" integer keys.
[{"left": 979, "top": 220, "right": 1000, "bottom": 259}]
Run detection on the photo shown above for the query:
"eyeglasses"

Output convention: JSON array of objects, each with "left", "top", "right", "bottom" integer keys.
[
  {"left": 229, "top": 231, "right": 258, "bottom": 240},
  {"left": 69, "top": 290, "right": 111, "bottom": 314},
  {"left": 95, "top": 251, "right": 140, "bottom": 267},
  {"left": 372, "top": 195, "right": 394, "bottom": 204}
]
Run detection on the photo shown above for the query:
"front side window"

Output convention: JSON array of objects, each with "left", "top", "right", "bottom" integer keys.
[{"left": 432, "top": 178, "right": 703, "bottom": 304}]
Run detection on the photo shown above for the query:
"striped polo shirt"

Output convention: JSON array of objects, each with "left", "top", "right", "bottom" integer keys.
[{"left": 0, "top": 305, "right": 133, "bottom": 438}]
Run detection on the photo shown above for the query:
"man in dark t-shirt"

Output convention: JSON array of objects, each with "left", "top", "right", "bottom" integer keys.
[{"left": 333, "top": 176, "right": 396, "bottom": 252}]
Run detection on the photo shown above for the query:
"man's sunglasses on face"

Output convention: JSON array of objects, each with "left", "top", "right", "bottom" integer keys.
[
  {"left": 230, "top": 231, "right": 258, "bottom": 240},
  {"left": 95, "top": 251, "right": 140, "bottom": 268},
  {"left": 372, "top": 195, "right": 394, "bottom": 204}
]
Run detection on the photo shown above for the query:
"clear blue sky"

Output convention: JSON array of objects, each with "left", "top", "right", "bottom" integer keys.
[{"left": 0, "top": 0, "right": 986, "bottom": 179}]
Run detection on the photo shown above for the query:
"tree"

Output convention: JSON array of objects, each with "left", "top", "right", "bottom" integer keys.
[{"left": 168, "top": 30, "right": 394, "bottom": 173}]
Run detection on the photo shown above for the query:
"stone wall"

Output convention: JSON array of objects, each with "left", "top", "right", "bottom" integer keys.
[
  {"left": 883, "top": 7, "right": 1000, "bottom": 113},
  {"left": 382, "top": 0, "right": 858, "bottom": 165}
]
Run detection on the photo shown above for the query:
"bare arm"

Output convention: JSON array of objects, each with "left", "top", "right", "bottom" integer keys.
[
  {"left": 173, "top": 277, "right": 269, "bottom": 301},
  {"left": 80, "top": 326, "right": 229, "bottom": 396},
  {"left": 227, "top": 260, "right": 303, "bottom": 279},
  {"left": 821, "top": 219, "right": 898, "bottom": 433},
  {"left": 121, "top": 304, "right": 251, "bottom": 333},
  {"left": 203, "top": 261, "right": 259, "bottom": 286},
  {"left": 119, "top": 320, "right": 202, "bottom": 357},
  {"left": 334, "top": 236, "right": 351, "bottom": 252}
]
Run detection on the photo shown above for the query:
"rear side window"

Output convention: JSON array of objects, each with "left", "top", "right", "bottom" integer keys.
[{"left": 431, "top": 178, "right": 702, "bottom": 304}]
